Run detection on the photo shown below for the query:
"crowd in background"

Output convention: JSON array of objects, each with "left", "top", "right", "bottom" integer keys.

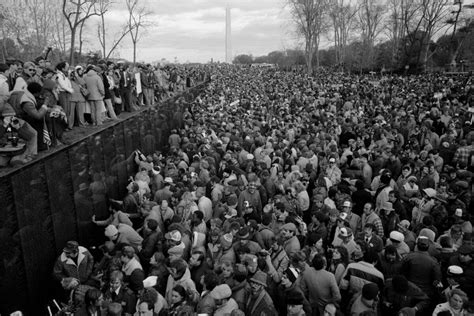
[
  {"left": 0, "top": 56, "right": 206, "bottom": 166},
  {"left": 5, "top": 64, "right": 474, "bottom": 316}
]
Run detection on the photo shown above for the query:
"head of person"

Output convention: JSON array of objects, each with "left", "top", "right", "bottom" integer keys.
[
  {"left": 364, "top": 223, "right": 375, "bottom": 237},
  {"left": 311, "top": 254, "right": 326, "bottom": 271},
  {"left": 210, "top": 284, "right": 233, "bottom": 308},
  {"left": 247, "top": 181, "right": 257, "bottom": 193},
  {"left": 84, "top": 288, "right": 103, "bottom": 309},
  {"left": 109, "top": 270, "right": 124, "bottom": 292},
  {"left": 136, "top": 300, "right": 154, "bottom": 316},
  {"left": 220, "top": 260, "right": 234, "bottom": 278},
  {"left": 286, "top": 291, "right": 305, "bottom": 316},
  {"left": 120, "top": 246, "right": 136, "bottom": 265},
  {"left": 361, "top": 283, "right": 379, "bottom": 306},
  {"left": 55, "top": 61, "right": 69, "bottom": 73},
  {"left": 189, "top": 250, "right": 204, "bottom": 268},
  {"left": 342, "top": 200, "right": 352, "bottom": 213},
  {"left": 280, "top": 222, "right": 297, "bottom": 240},
  {"left": 448, "top": 289, "right": 468, "bottom": 311},
  {"left": 170, "top": 285, "right": 188, "bottom": 305},
  {"left": 249, "top": 270, "right": 267, "bottom": 295},
  {"left": 364, "top": 203, "right": 374, "bottom": 216},
  {"left": 169, "top": 259, "right": 187, "bottom": 280},
  {"left": 458, "top": 245, "right": 473, "bottom": 264},
  {"left": 63, "top": 241, "right": 79, "bottom": 259},
  {"left": 201, "top": 270, "right": 220, "bottom": 291},
  {"left": 281, "top": 267, "right": 300, "bottom": 289},
  {"left": 26, "top": 82, "right": 43, "bottom": 97}
]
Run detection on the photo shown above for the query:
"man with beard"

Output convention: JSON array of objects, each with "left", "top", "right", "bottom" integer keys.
[{"left": 245, "top": 270, "right": 277, "bottom": 315}]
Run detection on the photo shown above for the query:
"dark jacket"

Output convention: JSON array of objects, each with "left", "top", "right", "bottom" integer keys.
[
  {"left": 53, "top": 246, "right": 94, "bottom": 283},
  {"left": 382, "top": 278, "right": 430, "bottom": 316},
  {"left": 400, "top": 250, "right": 441, "bottom": 296}
]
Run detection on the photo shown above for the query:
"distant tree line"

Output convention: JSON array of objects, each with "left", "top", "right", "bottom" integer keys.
[{"left": 234, "top": 0, "right": 474, "bottom": 73}]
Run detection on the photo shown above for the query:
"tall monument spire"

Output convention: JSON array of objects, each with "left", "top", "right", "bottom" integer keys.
[{"left": 225, "top": 4, "right": 231, "bottom": 63}]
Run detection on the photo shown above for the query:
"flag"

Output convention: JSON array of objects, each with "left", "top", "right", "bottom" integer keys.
[{"left": 43, "top": 120, "right": 51, "bottom": 147}]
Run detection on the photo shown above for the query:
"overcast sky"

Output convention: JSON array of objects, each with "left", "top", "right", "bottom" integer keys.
[
  {"left": 88, "top": 0, "right": 474, "bottom": 64},
  {"left": 88, "top": 0, "right": 295, "bottom": 63}
]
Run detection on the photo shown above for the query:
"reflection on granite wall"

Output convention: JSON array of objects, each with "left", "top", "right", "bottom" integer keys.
[{"left": 0, "top": 83, "right": 206, "bottom": 315}]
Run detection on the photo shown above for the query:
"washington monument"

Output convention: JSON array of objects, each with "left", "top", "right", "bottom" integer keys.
[{"left": 225, "top": 4, "right": 231, "bottom": 63}]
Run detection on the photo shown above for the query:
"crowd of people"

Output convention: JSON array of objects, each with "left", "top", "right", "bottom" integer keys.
[
  {"left": 0, "top": 56, "right": 205, "bottom": 166},
  {"left": 25, "top": 64, "right": 474, "bottom": 316}
]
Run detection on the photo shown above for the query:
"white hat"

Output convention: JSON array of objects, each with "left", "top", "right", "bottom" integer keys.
[
  {"left": 143, "top": 276, "right": 158, "bottom": 287},
  {"left": 104, "top": 225, "right": 118, "bottom": 237},
  {"left": 389, "top": 231, "right": 404, "bottom": 243},
  {"left": 454, "top": 209, "right": 463, "bottom": 217},
  {"left": 210, "top": 284, "right": 232, "bottom": 300},
  {"left": 164, "top": 177, "right": 173, "bottom": 184},
  {"left": 343, "top": 201, "right": 352, "bottom": 208},
  {"left": 329, "top": 157, "right": 336, "bottom": 163},
  {"left": 447, "top": 265, "right": 463, "bottom": 275},
  {"left": 423, "top": 188, "right": 437, "bottom": 198},
  {"left": 246, "top": 153, "right": 254, "bottom": 160}
]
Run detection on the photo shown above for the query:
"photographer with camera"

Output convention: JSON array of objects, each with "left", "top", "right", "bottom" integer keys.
[{"left": 0, "top": 70, "right": 39, "bottom": 165}]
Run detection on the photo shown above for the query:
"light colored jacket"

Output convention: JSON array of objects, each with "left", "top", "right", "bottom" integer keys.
[{"left": 84, "top": 70, "right": 104, "bottom": 101}]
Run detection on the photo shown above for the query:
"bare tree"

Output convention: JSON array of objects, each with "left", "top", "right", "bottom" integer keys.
[
  {"left": 97, "top": 0, "right": 132, "bottom": 59},
  {"left": 287, "top": 0, "right": 329, "bottom": 73},
  {"left": 62, "top": 0, "right": 100, "bottom": 65},
  {"left": 330, "top": 0, "right": 358, "bottom": 65},
  {"left": 126, "top": 0, "right": 153, "bottom": 65},
  {"left": 52, "top": 8, "right": 70, "bottom": 57},
  {"left": 357, "top": 0, "right": 386, "bottom": 68},
  {"left": 446, "top": 2, "right": 474, "bottom": 67}
]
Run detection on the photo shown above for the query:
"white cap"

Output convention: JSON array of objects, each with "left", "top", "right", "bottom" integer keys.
[
  {"left": 389, "top": 231, "right": 404, "bottom": 242},
  {"left": 104, "top": 225, "right": 118, "bottom": 237},
  {"left": 454, "top": 209, "right": 463, "bottom": 217},
  {"left": 447, "top": 265, "right": 463, "bottom": 275},
  {"left": 143, "top": 276, "right": 158, "bottom": 287}
]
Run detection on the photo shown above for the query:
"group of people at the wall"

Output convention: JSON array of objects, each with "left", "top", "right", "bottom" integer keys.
[
  {"left": 0, "top": 56, "right": 204, "bottom": 166},
  {"left": 40, "top": 65, "right": 474, "bottom": 316}
]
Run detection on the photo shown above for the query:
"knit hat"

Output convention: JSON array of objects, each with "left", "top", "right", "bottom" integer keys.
[
  {"left": 245, "top": 254, "right": 258, "bottom": 267},
  {"left": 210, "top": 284, "right": 232, "bottom": 300},
  {"left": 284, "top": 267, "right": 300, "bottom": 283},
  {"left": 249, "top": 270, "right": 267, "bottom": 287},
  {"left": 238, "top": 227, "right": 250, "bottom": 239},
  {"left": 220, "top": 233, "right": 233, "bottom": 248},
  {"left": 419, "top": 228, "right": 435, "bottom": 242},
  {"left": 458, "top": 244, "right": 473, "bottom": 255},
  {"left": 362, "top": 283, "right": 379, "bottom": 300},
  {"left": 104, "top": 225, "right": 118, "bottom": 237},
  {"left": 286, "top": 291, "right": 304, "bottom": 305}
]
